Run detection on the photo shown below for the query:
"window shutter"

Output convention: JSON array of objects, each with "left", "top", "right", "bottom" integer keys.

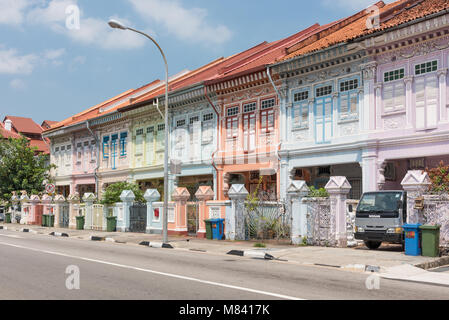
[
  {"left": 340, "top": 94, "right": 349, "bottom": 115},
  {"left": 426, "top": 76, "right": 438, "bottom": 128},
  {"left": 393, "top": 82, "right": 405, "bottom": 110},
  {"left": 415, "top": 77, "right": 426, "bottom": 129},
  {"left": 301, "top": 104, "right": 309, "bottom": 125},
  {"left": 384, "top": 84, "right": 394, "bottom": 113}
]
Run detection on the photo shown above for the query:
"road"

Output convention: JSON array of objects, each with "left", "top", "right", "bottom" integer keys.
[{"left": 0, "top": 229, "right": 448, "bottom": 300}]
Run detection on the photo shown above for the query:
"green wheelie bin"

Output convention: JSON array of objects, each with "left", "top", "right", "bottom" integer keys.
[
  {"left": 204, "top": 219, "right": 213, "bottom": 240},
  {"left": 5, "top": 213, "right": 11, "bottom": 224},
  {"left": 42, "top": 214, "right": 48, "bottom": 227},
  {"left": 76, "top": 216, "right": 85, "bottom": 230},
  {"left": 420, "top": 225, "right": 440, "bottom": 257},
  {"left": 48, "top": 215, "right": 55, "bottom": 227},
  {"left": 106, "top": 216, "right": 117, "bottom": 232}
]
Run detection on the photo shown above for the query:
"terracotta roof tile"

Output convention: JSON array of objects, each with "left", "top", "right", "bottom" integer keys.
[
  {"left": 29, "top": 139, "right": 50, "bottom": 154},
  {"left": 3, "top": 116, "right": 43, "bottom": 135},
  {"left": 356, "top": 0, "right": 449, "bottom": 39},
  {"left": 279, "top": 1, "right": 394, "bottom": 60},
  {"left": 0, "top": 122, "right": 22, "bottom": 139}
]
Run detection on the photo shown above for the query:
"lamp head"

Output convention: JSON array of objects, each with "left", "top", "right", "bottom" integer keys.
[{"left": 108, "top": 19, "right": 127, "bottom": 30}]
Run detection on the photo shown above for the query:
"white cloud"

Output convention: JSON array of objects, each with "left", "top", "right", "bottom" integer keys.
[
  {"left": 128, "top": 0, "right": 232, "bottom": 46},
  {"left": 0, "top": 0, "right": 32, "bottom": 26},
  {"left": 0, "top": 48, "right": 37, "bottom": 74},
  {"left": 27, "top": 0, "right": 146, "bottom": 50},
  {"left": 44, "top": 48, "right": 65, "bottom": 60},
  {"left": 10, "top": 78, "right": 26, "bottom": 89}
]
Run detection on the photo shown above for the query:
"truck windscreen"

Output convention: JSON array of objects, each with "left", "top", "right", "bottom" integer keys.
[{"left": 356, "top": 192, "right": 402, "bottom": 216}]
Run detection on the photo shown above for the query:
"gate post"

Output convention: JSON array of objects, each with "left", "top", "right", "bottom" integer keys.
[
  {"left": 119, "top": 190, "right": 135, "bottom": 232},
  {"left": 28, "top": 195, "right": 41, "bottom": 225},
  {"left": 228, "top": 184, "right": 249, "bottom": 241},
  {"left": 19, "top": 191, "right": 30, "bottom": 225},
  {"left": 82, "top": 193, "right": 96, "bottom": 230},
  {"left": 11, "top": 192, "right": 20, "bottom": 223},
  {"left": 144, "top": 189, "right": 161, "bottom": 234},
  {"left": 195, "top": 186, "right": 215, "bottom": 238},
  {"left": 325, "top": 176, "right": 352, "bottom": 247},
  {"left": 53, "top": 195, "right": 66, "bottom": 228},
  {"left": 287, "top": 181, "right": 309, "bottom": 245},
  {"left": 172, "top": 187, "right": 190, "bottom": 235},
  {"left": 67, "top": 193, "right": 80, "bottom": 229},
  {"left": 401, "top": 170, "right": 431, "bottom": 224}
]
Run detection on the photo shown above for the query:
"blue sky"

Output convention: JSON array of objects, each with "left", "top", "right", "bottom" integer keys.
[{"left": 0, "top": 0, "right": 381, "bottom": 124}]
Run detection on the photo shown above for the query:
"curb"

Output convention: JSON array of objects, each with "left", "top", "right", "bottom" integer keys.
[
  {"left": 20, "top": 228, "right": 29, "bottom": 233},
  {"left": 227, "top": 250, "right": 274, "bottom": 260},
  {"left": 90, "top": 236, "right": 106, "bottom": 241},
  {"left": 49, "top": 232, "right": 69, "bottom": 237},
  {"left": 0, "top": 226, "right": 6, "bottom": 230},
  {"left": 139, "top": 241, "right": 173, "bottom": 249},
  {"left": 415, "top": 256, "right": 449, "bottom": 270}
]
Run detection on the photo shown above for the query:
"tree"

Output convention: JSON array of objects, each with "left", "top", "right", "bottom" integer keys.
[
  {"left": 101, "top": 182, "right": 144, "bottom": 205},
  {"left": 426, "top": 161, "right": 449, "bottom": 194},
  {"left": 0, "top": 136, "right": 54, "bottom": 202}
]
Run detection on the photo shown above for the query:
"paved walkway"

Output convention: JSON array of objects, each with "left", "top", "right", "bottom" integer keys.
[{"left": 1, "top": 222, "right": 447, "bottom": 277}]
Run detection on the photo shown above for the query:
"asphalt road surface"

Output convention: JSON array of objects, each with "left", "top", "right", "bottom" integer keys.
[{"left": 0, "top": 229, "right": 448, "bottom": 300}]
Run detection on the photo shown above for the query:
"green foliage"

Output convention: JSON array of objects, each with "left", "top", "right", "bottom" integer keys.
[
  {"left": 306, "top": 186, "right": 329, "bottom": 198},
  {"left": 426, "top": 161, "right": 449, "bottom": 194},
  {"left": 101, "top": 182, "right": 144, "bottom": 205},
  {"left": 302, "top": 236, "right": 308, "bottom": 246},
  {"left": 0, "top": 136, "right": 54, "bottom": 202},
  {"left": 245, "top": 175, "right": 263, "bottom": 212},
  {"left": 253, "top": 242, "right": 266, "bottom": 248}
]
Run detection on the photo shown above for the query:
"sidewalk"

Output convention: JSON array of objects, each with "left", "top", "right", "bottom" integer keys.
[{"left": 1, "top": 222, "right": 447, "bottom": 275}]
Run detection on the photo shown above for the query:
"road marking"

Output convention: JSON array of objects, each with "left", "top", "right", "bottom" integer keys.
[
  {"left": 0, "top": 241, "right": 304, "bottom": 300},
  {"left": 0, "top": 234, "right": 23, "bottom": 239}
]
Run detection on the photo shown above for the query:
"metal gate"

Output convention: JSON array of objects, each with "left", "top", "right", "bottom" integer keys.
[
  {"left": 187, "top": 202, "right": 199, "bottom": 235},
  {"left": 306, "top": 199, "right": 335, "bottom": 246},
  {"left": 59, "top": 204, "right": 70, "bottom": 228},
  {"left": 244, "top": 201, "right": 289, "bottom": 240},
  {"left": 35, "top": 204, "right": 44, "bottom": 225},
  {"left": 92, "top": 204, "right": 104, "bottom": 231},
  {"left": 129, "top": 203, "right": 147, "bottom": 233}
]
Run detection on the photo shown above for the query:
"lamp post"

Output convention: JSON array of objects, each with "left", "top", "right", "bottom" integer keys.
[{"left": 108, "top": 19, "right": 170, "bottom": 243}]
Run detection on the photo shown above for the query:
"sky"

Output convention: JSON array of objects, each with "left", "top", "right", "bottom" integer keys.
[{"left": 0, "top": 0, "right": 386, "bottom": 124}]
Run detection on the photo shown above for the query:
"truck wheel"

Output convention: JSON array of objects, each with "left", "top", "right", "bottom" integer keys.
[{"left": 364, "top": 241, "right": 382, "bottom": 250}]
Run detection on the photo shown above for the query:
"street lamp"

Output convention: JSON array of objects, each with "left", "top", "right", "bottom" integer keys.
[{"left": 108, "top": 19, "right": 170, "bottom": 243}]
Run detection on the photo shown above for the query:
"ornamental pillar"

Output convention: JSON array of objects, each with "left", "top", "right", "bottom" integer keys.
[
  {"left": 287, "top": 181, "right": 309, "bottom": 245},
  {"left": 172, "top": 187, "right": 190, "bottom": 235},
  {"left": 144, "top": 189, "right": 161, "bottom": 234},
  {"left": 67, "top": 193, "right": 80, "bottom": 229},
  {"left": 82, "top": 192, "right": 96, "bottom": 230},
  {"left": 325, "top": 176, "right": 352, "bottom": 247},
  {"left": 227, "top": 184, "right": 249, "bottom": 240},
  {"left": 401, "top": 170, "right": 431, "bottom": 224},
  {"left": 118, "top": 190, "right": 135, "bottom": 232}
]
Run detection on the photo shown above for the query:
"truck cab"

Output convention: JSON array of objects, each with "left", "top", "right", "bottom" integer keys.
[{"left": 354, "top": 191, "right": 407, "bottom": 250}]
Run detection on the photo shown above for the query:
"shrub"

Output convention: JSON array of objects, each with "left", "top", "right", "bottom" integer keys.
[
  {"left": 101, "top": 182, "right": 144, "bottom": 205},
  {"left": 306, "top": 186, "right": 329, "bottom": 198},
  {"left": 426, "top": 161, "right": 449, "bottom": 194}
]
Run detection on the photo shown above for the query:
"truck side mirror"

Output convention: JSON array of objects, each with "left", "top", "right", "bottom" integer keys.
[{"left": 397, "top": 200, "right": 403, "bottom": 209}]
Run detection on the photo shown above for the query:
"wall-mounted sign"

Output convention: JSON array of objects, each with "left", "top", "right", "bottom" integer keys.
[{"left": 209, "top": 207, "right": 221, "bottom": 219}]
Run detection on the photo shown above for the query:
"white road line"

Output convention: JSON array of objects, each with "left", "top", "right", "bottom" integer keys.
[
  {"left": 0, "top": 241, "right": 304, "bottom": 300},
  {"left": 0, "top": 234, "right": 23, "bottom": 239}
]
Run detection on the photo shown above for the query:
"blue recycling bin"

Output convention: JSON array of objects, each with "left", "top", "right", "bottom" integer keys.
[
  {"left": 403, "top": 223, "right": 422, "bottom": 256},
  {"left": 210, "top": 218, "right": 225, "bottom": 240}
]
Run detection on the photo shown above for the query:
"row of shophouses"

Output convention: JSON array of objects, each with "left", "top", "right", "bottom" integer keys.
[{"left": 43, "top": 0, "right": 449, "bottom": 211}]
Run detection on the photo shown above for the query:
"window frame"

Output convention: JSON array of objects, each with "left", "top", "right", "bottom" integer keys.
[
  {"left": 338, "top": 77, "right": 360, "bottom": 121},
  {"left": 292, "top": 88, "right": 310, "bottom": 129}
]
